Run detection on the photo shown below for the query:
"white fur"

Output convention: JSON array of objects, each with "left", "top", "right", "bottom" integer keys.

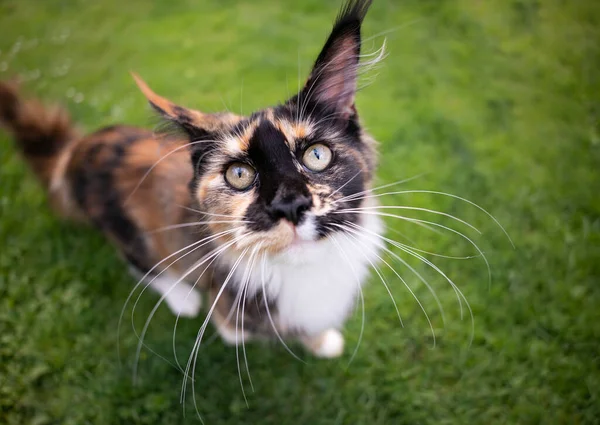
[
  {"left": 313, "top": 329, "right": 345, "bottom": 358},
  {"left": 226, "top": 213, "right": 384, "bottom": 335},
  {"left": 216, "top": 323, "right": 253, "bottom": 345},
  {"left": 143, "top": 271, "right": 203, "bottom": 318}
]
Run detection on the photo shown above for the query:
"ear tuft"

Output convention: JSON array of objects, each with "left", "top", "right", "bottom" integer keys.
[
  {"left": 298, "top": 0, "right": 373, "bottom": 120},
  {"left": 335, "top": 0, "right": 373, "bottom": 28}
]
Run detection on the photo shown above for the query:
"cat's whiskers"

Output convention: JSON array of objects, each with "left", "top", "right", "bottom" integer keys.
[
  {"left": 342, "top": 205, "right": 481, "bottom": 234},
  {"left": 129, "top": 228, "right": 240, "bottom": 345},
  {"left": 327, "top": 170, "right": 362, "bottom": 201},
  {"left": 124, "top": 139, "right": 220, "bottom": 205},
  {"left": 118, "top": 227, "right": 239, "bottom": 368},
  {"left": 239, "top": 77, "right": 244, "bottom": 116},
  {"left": 133, "top": 232, "right": 245, "bottom": 382},
  {"left": 331, "top": 224, "right": 404, "bottom": 327},
  {"left": 148, "top": 220, "right": 251, "bottom": 234},
  {"left": 185, "top": 245, "right": 250, "bottom": 420},
  {"left": 176, "top": 204, "right": 249, "bottom": 220},
  {"left": 260, "top": 252, "right": 305, "bottom": 362},
  {"left": 306, "top": 110, "right": 347, "bottom": 128},
  {"left": 218, "top": 93, "right": 233, "bottom": 115},
  {"left": 338, "top": 189, "right": 513, "bottom": 248},
  {"left": 332, "top": 222, "right": 439, "bottom": 346},
  {"left": 333, "top": 173, "right": 427, "bottom": 204},
  {"left": 343, "top": 220, "right": 448, "bottom": 327},
  {"left": 328, "top": 233, "right": 365, "bottom": 366},
  {"left": 171, "top": 237, "right": 241, "bottom": 373},
  {"left": 236, "top": 243, "right": 262, "bottom": 405},
  {"left": 349, "top": 214, "right": 482, "bottom": 320},
  {"left": 296, "top": 48, "right": 302, "bottom": 124},
  {"left": 384, "top": 227, "right": 481, "bottom": 260},
  {"left": 335, "top": 208, "right": 492, "bottom": 291},
  {"left": 342, "top": 219, "right": 475, "bottom": 346}
]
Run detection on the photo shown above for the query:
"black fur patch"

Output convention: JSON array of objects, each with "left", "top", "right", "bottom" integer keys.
[
  {"left": 71, "top": 126, "right": 150, "bottom": 268},
  {"left": 244, "top": 120, "right": 313, "bottom": 230}
]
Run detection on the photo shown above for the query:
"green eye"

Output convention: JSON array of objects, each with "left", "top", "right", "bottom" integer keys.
[
  {"left": 225, "top": 162, "right": 256, "bottom": 190},
  {"left": 302, "top": 143, "right": 332, "bottom": 172}
]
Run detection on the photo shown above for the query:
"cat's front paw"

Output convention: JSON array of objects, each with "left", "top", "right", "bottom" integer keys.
[
  {"left": 216, "top": 323, "right": 254, "bottom": 346},
  {"left": 302, "top": 329, "right": 345, "bottom": 358},
  {"left": 164, "top": 287, "right": 202, "bottom": 318}
]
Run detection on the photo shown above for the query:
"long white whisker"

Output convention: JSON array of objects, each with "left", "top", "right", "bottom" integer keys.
[
  {"left": 176, "top": 204, "right": 248, "bottom": 219},
  {"left": 342, "top": 221, "right": 447, "bottom": 328},
  {"left": 129, "top": 229, "right": 241, "bottom": 367},
  {"left": 334, "top": 223, "right": 438, "bottom": 346},
  {"left": 236, "top": 244, "right": 261, "bottom": 405},
  {"left": 385, "top": 226, "right": 476, "bottom": 259},
  {"left": 260, "top": 252, "right": 306, "bottom": 363},
  {"left": 339, "top": 205, "right": 481, "bottom": 234},
  {"left": 171, "top": 237, "right": 240, "bottom": 372},
  {"left": 327, "top": 170, "right": 362, "bottom": 200},
  {"left": 125, "top": 139, "right": 218, "bottom": 205},
  {"left": 147, "top": 220, "right": 250, "bottom": 234},
  {"left": 186, "top": 246, "right": 250, "bottom": 420},
  {"left": 340, "top": 210, "right": 492, "bottom": 290},
  {"left": 133, "top": 234, "right": 243, "bottom": 383},
  {"left": 332, "top": 226, "right": 404, "bottom": 328},
  {"left": 343, "top": 190, "right": 514, "bottom": 248},
  {"left": 345, "top": 212, "right": 467, "bottom": 314},
  {"left": 335, "top": 173, "right": 427, "bottom": 203},
  {"left": 345, "top": 220, "right": 474, "bottom": 345},
  {"left": 242, "top": 244, "right": 262, "bottom": 393},
  {"left": 400, "top": 243, "right": 474, "bottom": 347},
  {"left": 328, "top": 234, "right": 365, "bottom": 366},
  {"left": 118, "top": 227, "right": 238, "bottom": 367}
]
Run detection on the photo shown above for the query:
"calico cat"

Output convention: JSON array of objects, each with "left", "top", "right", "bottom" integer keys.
[{"left": 0, "top": 0, "right": 384, "bottom": 358}]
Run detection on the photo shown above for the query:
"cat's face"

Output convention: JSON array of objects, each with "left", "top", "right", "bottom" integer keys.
[
  {"left": 193, "top": 101, "right": 376, "bottom": 255},
  {"left": 134, "top": 0, "right": 376, "bottom": 256}
]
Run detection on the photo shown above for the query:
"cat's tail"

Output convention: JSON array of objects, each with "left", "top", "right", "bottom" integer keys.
[
  {"left": 0, "top": 80, "right": 83, "bottom": 218},
  {"left": 0, "top": 80, "right": 80, "bottom": 187}
]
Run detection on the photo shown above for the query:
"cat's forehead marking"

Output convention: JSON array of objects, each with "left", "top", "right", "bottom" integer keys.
[
  {"left": 223, "top": 119, "right": 257, "bottom": 155},
  {"left": 274, "top": 118, "right": 314, "bottom": 151},
  {"left": 222, "top": 109, "right": 316, "bottom": 157}
]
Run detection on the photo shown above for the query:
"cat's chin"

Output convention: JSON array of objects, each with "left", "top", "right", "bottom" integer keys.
[
  {"left": 232, "top": 214, "right": 321, "bottom": 259},
  {"left": 280, "top": 235, "right": 318, "bottom": 255}
]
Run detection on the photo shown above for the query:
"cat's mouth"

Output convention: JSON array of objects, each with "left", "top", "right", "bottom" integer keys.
[
  {"left": 284, "top": 214, "right": 318, "bottom": 246},
  {"left": 233, "top": 214, "right": 319, "bottom": 254}
]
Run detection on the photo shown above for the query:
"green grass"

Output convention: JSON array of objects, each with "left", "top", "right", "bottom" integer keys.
[{"left": 1, "top": 0, "right": 599, "bottom": 423}]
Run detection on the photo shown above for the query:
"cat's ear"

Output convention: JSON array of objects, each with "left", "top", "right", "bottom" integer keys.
[
  {"left": 298, "top": 0, "right": 372, "bottom": 120},
  {"left": 131, "top": 73, "right": 242, "bottom": 169},
  {"left": 131, "top": 72, "right": 239, "bottom": 140}
]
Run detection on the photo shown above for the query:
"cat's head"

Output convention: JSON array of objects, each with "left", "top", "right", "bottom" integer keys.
[{"left": 135, "top": 0, "right": 378, "bottom": 256}]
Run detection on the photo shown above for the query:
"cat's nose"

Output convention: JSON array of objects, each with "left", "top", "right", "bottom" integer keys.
[{"left": 268, "top": 194, "right": 312, "bottom": 225}]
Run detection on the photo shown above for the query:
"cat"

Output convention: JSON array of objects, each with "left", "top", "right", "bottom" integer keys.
[{"left": 0, "top": 0, "right": 384, "bottom": 359}]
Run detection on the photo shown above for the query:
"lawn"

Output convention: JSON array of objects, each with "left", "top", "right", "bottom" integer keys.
[{"left": 1, "top": 0, "right": 599, "bottom": 424}]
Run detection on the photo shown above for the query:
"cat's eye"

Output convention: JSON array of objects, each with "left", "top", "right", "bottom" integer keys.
[
  {"left": 302, "top": 143, "right": 332, "bottom": 172},
  {"left": 225, "top": 162, "right": 256, "bottom": 190}
]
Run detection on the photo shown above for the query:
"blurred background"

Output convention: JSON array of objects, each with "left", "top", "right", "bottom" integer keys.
[{"left": 0, "top": 0, "right": 598, "bottom": 424}]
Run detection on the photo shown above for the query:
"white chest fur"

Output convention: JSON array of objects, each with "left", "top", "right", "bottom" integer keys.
[{"left": 228, "top": 213, "right": 384, "bottom": 335}]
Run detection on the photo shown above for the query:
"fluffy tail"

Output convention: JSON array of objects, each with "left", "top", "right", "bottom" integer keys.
[{"left": 0, "top": 80, "right": 79, "bottom": 187}]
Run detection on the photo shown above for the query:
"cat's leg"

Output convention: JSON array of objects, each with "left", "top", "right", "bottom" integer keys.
[
  {"left": 128, "top": 266, "right": 202, "bottom": 318},
  {"left": 300, "top": 329, "right": 345, "bottom": 358}
]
